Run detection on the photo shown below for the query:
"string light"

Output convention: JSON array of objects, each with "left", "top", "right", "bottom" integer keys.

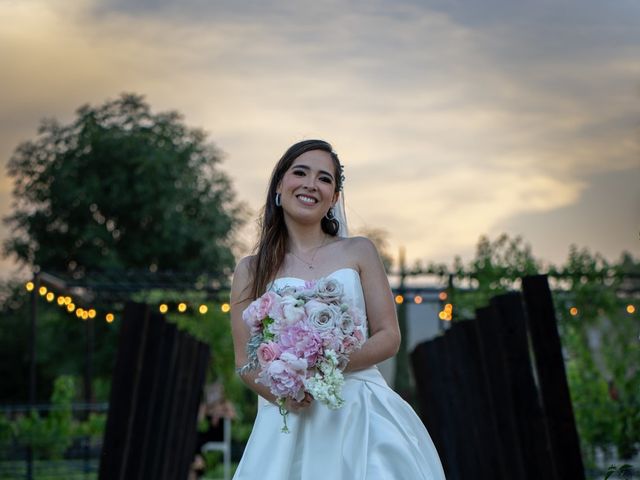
[
  {"left": 198, "top": 305, "right": 208, "bottom": 314},
  {"left": 88, "top": 309, "right": 96, "bottom": 319},
  {"left": 38, "top": 286, "right": 48, "bottom": 296},
  {"left": 570, "top": 307, "right": 578, "bottom": 316},
  {"left": 221, "top": 303, "right": 231, "bottom": 313},
  {"left": 627, "top": 305, "right": 635, "bottom": 314},
  {"left": 106, "top": 313, "right": 115, "bottom": 323},
  {"left": 57, "top": 296, "right": 65, "bottom": 306},
  {"left": 438, "top": 303, "right": 453, "bottom": 321},
  {"left": 178, "top": 302, "right": 187, "bottom": 313},
  {"left": 395, "top": 295, "right": 404, "bottom": 304},
  {"left": 66, "top": 303, "right": 75, "bottom": 313},
  {"left": 414, "top": 295, "right": 423, "bottom": 304},
  {"left": 46, "top": 292, "right": 55, "bottom": 302},
  {"left": 25, "top": 282, "right": 35, "bottom": 292},
  {"left": 438, "top": 291, "right": 448, "bottom": 301},
  {"left": 159, "top": 304, "right": 168, "bottom": 314}
]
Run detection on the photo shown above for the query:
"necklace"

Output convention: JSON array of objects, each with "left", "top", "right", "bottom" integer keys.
[{"left": 290, "top": 236, "right": 328, "bottom": 270}]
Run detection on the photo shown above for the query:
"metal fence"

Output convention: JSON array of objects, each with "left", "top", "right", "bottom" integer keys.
[{"left": 0, "top": 403, "right": 107, "bottom": 480}]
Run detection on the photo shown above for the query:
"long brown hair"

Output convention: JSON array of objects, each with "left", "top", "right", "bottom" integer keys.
[{"left": 249, "top": 140, "right": 344, "bottom": 299}]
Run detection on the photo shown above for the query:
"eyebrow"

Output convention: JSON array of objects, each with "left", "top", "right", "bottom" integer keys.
[{"left": 291, "top": 164, "right": 335, "bottom": 180}]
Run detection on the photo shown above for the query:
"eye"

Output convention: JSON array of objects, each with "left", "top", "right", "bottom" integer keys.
[
  {"left": 320, "top": 176, "right": 333, "bottom": 184},
  {"left": 292, "top": 169, "right": 306, "bottom": 177}
]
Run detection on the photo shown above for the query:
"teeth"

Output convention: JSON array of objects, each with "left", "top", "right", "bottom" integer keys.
[{"left": 297, "top": 195, "right": 317, "bottom": 204}]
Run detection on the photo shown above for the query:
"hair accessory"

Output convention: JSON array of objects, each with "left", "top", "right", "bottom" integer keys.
[
  {"left": 275, "top": 192, "right": 282, "bottom": 207},
  {"left": 337, "top": 163, "right": 345, "bottom": 191}
]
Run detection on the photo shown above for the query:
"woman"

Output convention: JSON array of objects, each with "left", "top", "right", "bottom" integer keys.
[{"left": 230, "top": 140, "right": 445, "bottom": 479}]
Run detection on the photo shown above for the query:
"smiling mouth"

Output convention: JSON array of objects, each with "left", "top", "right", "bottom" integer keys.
[{"left": 296, "top": 194, "right": 318, "bottom": 205}]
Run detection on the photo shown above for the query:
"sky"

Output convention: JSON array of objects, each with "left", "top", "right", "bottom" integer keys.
[{"left": 1, "top": 0, "right": 639, "bottom": 280}]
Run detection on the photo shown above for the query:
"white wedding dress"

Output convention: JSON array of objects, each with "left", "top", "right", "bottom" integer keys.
[{"left": 232, "top": 268, "right": 446, "bottom": 480}]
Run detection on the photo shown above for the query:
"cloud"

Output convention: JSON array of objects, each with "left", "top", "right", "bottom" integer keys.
[{"left": 1, "top": 0, "right": 638, "bottom": 277}]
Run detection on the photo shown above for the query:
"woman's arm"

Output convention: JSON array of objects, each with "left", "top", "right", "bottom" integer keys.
[
  {"left": 343, "top": 237, "right": 401, "bottom": 373},
  {"left": 230, "top": 256, "right": 312, "bottom": 412}
]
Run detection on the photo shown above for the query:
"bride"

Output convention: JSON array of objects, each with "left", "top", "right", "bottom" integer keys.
[{"left": 230, "top": 140, "right": 445, "bottom": 479}]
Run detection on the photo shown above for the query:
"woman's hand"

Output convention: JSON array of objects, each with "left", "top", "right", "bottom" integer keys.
[{"left": 283, "top": 392, "right": 314, "bottom": 413}]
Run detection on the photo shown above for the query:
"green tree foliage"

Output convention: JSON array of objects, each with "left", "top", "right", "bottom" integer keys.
[
  {"left": 0, "top": 94, "right": 245, "bottom": 403},
  {"left": 3, "top": 93, "right": 244, "bottom": 276}
]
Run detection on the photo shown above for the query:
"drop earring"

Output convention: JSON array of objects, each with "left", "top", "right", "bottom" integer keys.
[{"left": 325, "top": 207, "right": 335, "bottom": 220}]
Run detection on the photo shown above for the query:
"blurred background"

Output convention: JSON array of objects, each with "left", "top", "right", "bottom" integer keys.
[{"left": 0, "top": 1, "right": 638, "bottom": 479}]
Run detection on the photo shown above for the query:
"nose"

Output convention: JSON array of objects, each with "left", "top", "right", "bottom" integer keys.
[{"left": 303, "top": 177, "right": 317, "bottom": 191}]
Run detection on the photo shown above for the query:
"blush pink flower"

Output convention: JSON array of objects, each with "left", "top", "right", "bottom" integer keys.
[
  {"left": 242, "top": 300, "right": 263, "bottom": 333},
  {"left": 279, "top": 322, "right": 323, "bottom": 367},
  {"left": 259, "top": 352, "right": 307, "bottom": 401},
  {"left": 257, "top": 341, "right": 282, "bottom": 366},
  {"left": 258, "top": 291, "right": 284, "bottom": 322}
]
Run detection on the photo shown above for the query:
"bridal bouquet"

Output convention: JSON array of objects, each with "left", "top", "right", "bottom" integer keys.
[{"left": 239, "top": 277, "right": 365, "bottom": 432}]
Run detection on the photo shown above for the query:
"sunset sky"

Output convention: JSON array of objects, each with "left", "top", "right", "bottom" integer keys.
[{"left": 1, "top": 0, "right": 639, "bottom": 279}]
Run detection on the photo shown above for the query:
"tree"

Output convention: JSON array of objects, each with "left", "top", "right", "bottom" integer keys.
[
  {"left": 0, "top": 94, "right": 245, "bottom": 403},
  {"left": 3, "top": 93, "right": 244, "bottom": 277}
]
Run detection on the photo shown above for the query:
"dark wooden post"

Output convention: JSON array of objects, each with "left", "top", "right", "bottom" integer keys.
[
  {"left": 522, "top": 275, "right": 585, "bottom": 480},
  {"left": 456, "top": 319, "right": 504, "bottom": 478},
  {"left": 410, "top": 340, "right": 441, "bottom": 448},
  {"left": 99, "top": 302, "right": 210, "bottom": 480},
  {"left": 439, "top": 332, "right": 464, "bottom": 480},
  {"left": 411, "top": 336, "right": 461, "bottom": 480},
  {"left": 475, "top": 304, "right": 527, "bottom": 480},
  {"left": 491, "top": 292, "right": 558, "bottom": 480},
  {"left": 448, "top": 321, "right": 487, "bottom": 478}
]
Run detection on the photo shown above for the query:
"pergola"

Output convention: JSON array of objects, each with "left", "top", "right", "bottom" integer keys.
[{"left": 26, "top": 269, "right": 230, "bottom": 407}]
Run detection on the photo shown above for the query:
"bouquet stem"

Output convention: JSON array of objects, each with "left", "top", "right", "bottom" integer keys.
[{"left": 277, "top": 399, "right": 290, "bottom": 434}]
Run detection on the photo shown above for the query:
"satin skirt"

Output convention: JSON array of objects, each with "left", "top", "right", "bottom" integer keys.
[{"left": 232, "top": 366, "right": 446, "bottom": 480}]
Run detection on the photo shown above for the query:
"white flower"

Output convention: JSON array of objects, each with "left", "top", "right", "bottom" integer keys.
[
  {"left": 314, "top": 278, "right": 344, "bottom": 303},
  {"left": 339, "top": 311, "right": 356, "bottom": 335},
  {"left": 306, "top": 300, "right": 342, "bottom": 332},
  {"left": 281, "top": 295, "right": 306, "bottom": 324},
  {"left": 304, "top": 350, "right": 345, "bottom": 410}
]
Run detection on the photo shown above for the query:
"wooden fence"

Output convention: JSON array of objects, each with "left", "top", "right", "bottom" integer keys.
[
  {"left": 99, "top": 302, "right": 210, "bottom": 480},
  {"left": 411, "top": 274, "right": 585, "bottom": 480}
]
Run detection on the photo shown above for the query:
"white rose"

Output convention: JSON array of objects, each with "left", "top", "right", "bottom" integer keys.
[
  {"left": 314, "top": 278, "right": 344, "bottom": 303},
  {"left": 339, "top": 311, "right": 356, "bottom": 335},
  {"left": 306, "top": 300, "right": 342, "bottom": 332}
]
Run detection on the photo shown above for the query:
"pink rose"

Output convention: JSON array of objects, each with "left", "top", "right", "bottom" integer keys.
[
  {"left": 257, "top": 341, "right": 282, "bottom": 366},
  {"left": 258, "top": 291, "right": 284, "bottom": 321}
]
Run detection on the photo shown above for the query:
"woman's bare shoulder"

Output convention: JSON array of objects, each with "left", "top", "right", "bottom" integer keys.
[
  {"left": 234, "top": 254, "right": 256, "bottom": 276},
  {"left": 231, "top": 255, "right": 256, "bottom": 301},
  {"left": 341, "top": 236, "right": 378, "bottom": 256}
]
